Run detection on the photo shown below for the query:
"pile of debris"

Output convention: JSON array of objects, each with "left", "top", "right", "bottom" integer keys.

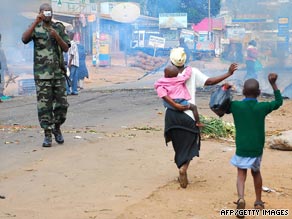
[
  {"left": 129, "top": 52, "right": 168, "bottom": 71},
  {"left": 267, "top": 130, "right": 292, "bottom": 151}
]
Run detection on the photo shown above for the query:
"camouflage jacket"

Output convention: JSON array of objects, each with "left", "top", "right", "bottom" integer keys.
[{"left": 30, "top": 22, "right": 70, "bottom": 80}]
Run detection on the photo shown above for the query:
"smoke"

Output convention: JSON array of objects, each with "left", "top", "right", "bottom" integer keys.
[
  {"left": 0, "top": 1, "right": 290, "bottom": 95},
  {"left": 0, "top": 0, "right": 50, "bottom": 67}
]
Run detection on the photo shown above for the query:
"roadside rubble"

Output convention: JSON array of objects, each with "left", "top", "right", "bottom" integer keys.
[{"left": 267, "top": 130, "right": 292, "bottom": 151}]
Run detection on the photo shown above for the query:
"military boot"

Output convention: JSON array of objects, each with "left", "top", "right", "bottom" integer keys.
[
  {"left": 42, "top": 129, "right": 52, "bottom": 147},
  {"left": 52, "top": 124, "right": 64, "bottom": 144}
]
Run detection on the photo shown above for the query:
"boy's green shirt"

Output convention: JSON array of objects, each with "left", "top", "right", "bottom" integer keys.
[{"left": 230, "top": 90, "right": 283, "bottom": 157}]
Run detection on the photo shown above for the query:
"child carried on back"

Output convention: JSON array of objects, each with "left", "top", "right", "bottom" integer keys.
[{"left": 154, "top": 65, "right": 203, "bottom": 127}]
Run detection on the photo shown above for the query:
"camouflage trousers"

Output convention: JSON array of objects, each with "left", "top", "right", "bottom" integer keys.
[{"left": 35, "top": 78, "right": 69, "bottom": 130}]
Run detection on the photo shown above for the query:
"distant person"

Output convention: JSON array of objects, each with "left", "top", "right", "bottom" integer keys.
[
  {"left": 179, "top": 37, "right": 191, "bottom": 64},
  {"left": 245, "top": 40, "right": 258, "bottom": 80},
  {"left": 22, "top": 3, "right": 70, "bottom": 147},
  {"left": 227, "top": 74, "right": 283, "bottom": 216},
  {"left": 227, "top": 43, "right": 236, "bottom": 62},
  {"left": 154, "top": 64, "right": 203, "bottom": 127},
  {"left": 226, "top": 43, "right": 243, "bottom": 63},
  {"left": 0, "top": 33, "right": 9, "bottom": 101},
  {"left": 66, "top": 32, "right": 79, "bottom": 95},
  {"left": 77, "top": 43, "right": 88, "bottom": 90}
]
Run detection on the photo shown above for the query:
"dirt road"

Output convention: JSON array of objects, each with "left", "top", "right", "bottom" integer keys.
[{"left": 1, "top": 58, "right": 292, "bottom": 219}]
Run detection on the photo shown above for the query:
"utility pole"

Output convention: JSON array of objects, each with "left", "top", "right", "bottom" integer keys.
[{"left": 208, "top": 0, "right": 211, "bottom": 40}]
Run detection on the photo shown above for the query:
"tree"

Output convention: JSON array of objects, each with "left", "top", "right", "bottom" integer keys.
[
  {"left": 182, "top": 0, "right": 221, "bottom": 23},
  {"left": 145, "top": 0, "right": 221, "bottom": 23},
  {"left": 112, "top": 0, "right": 221, "bottom": 24}
]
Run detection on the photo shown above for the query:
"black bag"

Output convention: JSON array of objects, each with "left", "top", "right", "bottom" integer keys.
[{"left": 209, "top": 85, "right": 232, "bottom": 117}]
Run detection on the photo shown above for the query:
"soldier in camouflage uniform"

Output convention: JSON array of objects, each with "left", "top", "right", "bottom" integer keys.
[{"left": 22, "top": 3, "right": 70, "bottom": 147}]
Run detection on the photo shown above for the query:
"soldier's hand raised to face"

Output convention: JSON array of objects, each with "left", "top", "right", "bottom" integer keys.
[{"left": 35, "top": 13, "right": 45, "bottom": 24}]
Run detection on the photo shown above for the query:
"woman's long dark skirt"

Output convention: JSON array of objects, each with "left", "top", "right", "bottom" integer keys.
[{"left": 164, "top": 109, "right": 201, "bottom": 168}]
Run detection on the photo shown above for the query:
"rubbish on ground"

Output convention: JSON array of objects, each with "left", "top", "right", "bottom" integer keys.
[{"left": 262, "top": 186, "right": 275, "bottom": 193}]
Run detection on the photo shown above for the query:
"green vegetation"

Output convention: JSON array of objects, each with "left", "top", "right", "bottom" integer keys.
[
  {"left": 200, "top": 115, "right": 235, "bottom": 140},
  {"left": 113, "top": 0, "right": 221, "bottom": 24}
]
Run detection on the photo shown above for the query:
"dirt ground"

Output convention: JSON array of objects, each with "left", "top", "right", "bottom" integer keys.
[
  {"left": 1, "top": 56, "right": 292, "bottom": 219},
  {"left": 117, "top": 99, "right": 292, "bottom": 219}
]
